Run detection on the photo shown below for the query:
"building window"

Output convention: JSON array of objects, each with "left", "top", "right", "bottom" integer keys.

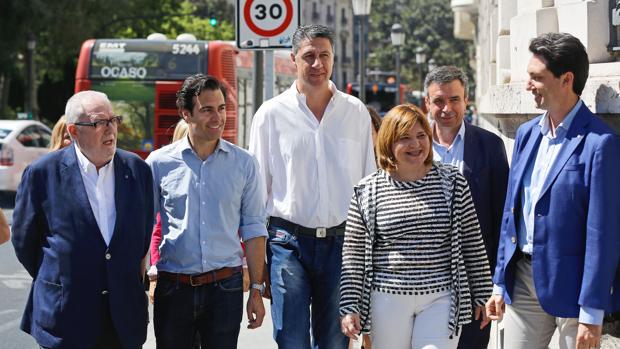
[
  {"left": 341, "top": 8, "right": 348, "bottom": 25},
  {"left": 327, "top": 5, "right": 334, "bottom": 23},
  {"left": 312, "top": 2, "right": 320, "bottom": 21}
]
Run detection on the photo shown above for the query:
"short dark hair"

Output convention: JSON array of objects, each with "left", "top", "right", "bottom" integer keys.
[
  {"left": 424, "top": 65, "right": 469, "bottom": 97},
  {"left": 292, "top": 25, "right": 334, "bottom": 54},
  {"left": 529, "top": 32, "right": 589, "bottom": 95},
  {"left": 176, "top": 74, "right": 227, "bottom": 114}
]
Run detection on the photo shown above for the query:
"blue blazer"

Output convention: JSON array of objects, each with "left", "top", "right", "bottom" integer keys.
[
  {"left": 11, "top": 145, "right": 154, "bottom": 349},
  {"left": 463, "top": 123, "right": 509, "bottom": 271},
  {"left": 493, "top": 103, "right": 620, "bottom": 317}
]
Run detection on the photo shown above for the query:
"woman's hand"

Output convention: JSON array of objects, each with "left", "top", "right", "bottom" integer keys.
[{"left": 340, "top": 313, "right": 362, "bottom": 340}]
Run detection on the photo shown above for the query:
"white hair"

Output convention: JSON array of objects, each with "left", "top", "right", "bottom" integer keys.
[{"left": 64, "top": 90, "right": 110, "bottom": 124}]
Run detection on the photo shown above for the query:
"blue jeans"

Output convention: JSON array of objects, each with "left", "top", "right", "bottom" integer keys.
[
  {"left": 267, "top": 224, "right": 348, "bottom": 349},
  {"left": 153, "top": 272, "right": 243, "bottom": 349}
]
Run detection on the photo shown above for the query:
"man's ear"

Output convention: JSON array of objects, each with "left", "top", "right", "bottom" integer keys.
[
  {"left": 180, "top": 110, "right": 191, "bottom": 122},
  {"left": 67, "top": 124, "right": 78, "bottom": 138}
]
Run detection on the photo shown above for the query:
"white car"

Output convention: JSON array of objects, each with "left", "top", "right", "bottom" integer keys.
[{"left": 0, "top": 120, "right": 52, "bottom": 193}]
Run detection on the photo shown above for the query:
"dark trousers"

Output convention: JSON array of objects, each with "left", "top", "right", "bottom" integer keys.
[
  {"left": 456, "top": 316, "right": 491, "bottom": 349},
  {"left": 153, "top": 272, "right": 243, "bottom": 349}
]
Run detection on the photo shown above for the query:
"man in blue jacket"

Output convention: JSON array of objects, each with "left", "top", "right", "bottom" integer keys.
[
  {"left": 425, "top": 65, "right": 509, "bottom": 349},
  {"left": 12, "top": 90, "right": 154, "bottom": 349},
  {"left": 484, "top": 32, "right": 620, "bottom": 349}
]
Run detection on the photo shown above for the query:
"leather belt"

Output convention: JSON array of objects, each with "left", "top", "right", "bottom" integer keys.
[
  {"left": 269, "top": 216, "right": 346, "bottom": 238},
  {"left": 159, "top": 266, "right": 242, "bottom": 287}
]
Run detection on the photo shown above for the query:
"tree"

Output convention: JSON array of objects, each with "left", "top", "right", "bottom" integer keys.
[{"left": 366, "top": 0, "right": 474, "bottom": 93}]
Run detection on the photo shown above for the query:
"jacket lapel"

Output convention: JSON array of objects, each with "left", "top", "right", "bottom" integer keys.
[
  {"left": 462, "top": 123, "right": 477, "bottom": 181},
  {"left": 510, "top": 122, "right": 543, "bottom": 207},
  {"left": 538, "top": 106, "right": 589, "bottom": 199},
  {"left": 110, "top": 152, "right": 133, "bottom": 245},
  {"left": 60, "top": 145, "right": 103, "bottom": 241}
]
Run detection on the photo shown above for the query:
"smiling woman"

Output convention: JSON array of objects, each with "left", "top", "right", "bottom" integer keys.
[{"left": 339, "top": 103, "right": 493, "bottom": 349}]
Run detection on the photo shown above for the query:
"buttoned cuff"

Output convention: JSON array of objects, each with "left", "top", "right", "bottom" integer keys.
[
  {"left": 492, "top": 284, "right": 505, "bottom": 296},
  {"left": 579, "top": 306, "right": 604, "bottom": 325}
]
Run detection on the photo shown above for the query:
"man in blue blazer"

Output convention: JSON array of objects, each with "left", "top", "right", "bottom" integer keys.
[
  {"left": 425, "top": 65, "right": 509, "bottom": 349},
  {"left": 483, "top": 33, "right": 620, "bottom": 349},
  {"left": 12, "top": 91, "right": 154, "bottom": 349}
]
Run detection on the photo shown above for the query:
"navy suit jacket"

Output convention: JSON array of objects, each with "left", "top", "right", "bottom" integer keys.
[
  {"left": 493, "top": 103, "right": 620, "bottom": 317},
  {"left": 462, "top": 123, "right": 509, "bottom": 271},
  {"left": 11, "top": 145, "right": 154, "bottom": 349}
]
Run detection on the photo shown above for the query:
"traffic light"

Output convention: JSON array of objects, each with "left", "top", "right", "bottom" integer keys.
[{"left": 209, "top": 15, "right": 217, "bottom": 27}]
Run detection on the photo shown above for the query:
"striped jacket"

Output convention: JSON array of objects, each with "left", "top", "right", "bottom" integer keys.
[{"left": 339, "top": 163, "right": 493, "bottom": 336}]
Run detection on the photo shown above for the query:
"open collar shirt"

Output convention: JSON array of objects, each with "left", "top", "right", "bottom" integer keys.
[
  {"left": 146, "top": 136, "right": 267, "bottom": 274},
  {"left": 249, "top": 81, "right": 376, "bottom": 228},
  {"left": 432, "top": 121, "right": 466, "bottom": 173},
  {"left": 75, "top": 145, "right": 116, "bottom": 246}
]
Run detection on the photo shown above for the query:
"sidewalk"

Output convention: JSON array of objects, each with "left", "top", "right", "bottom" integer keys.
[{"left": 144, "top": 292, "right": 276, "bottom": 349}]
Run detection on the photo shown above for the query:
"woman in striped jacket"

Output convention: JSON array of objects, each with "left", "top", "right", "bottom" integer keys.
[{"left": 339, "top": 104, "right": 492, "bottom": 349}]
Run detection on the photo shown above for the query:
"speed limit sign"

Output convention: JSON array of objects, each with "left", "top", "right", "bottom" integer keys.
[{"left": 236, "top": 0, "right": 300, "bottom": 50}]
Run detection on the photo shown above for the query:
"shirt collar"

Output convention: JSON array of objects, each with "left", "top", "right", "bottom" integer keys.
[
  {"left": 538, "top": 99, "right": 582, "bottom": 139},
  {"left": 74, "top": 144, "right": 113, "bottom": 174},
  {"left": 431, "top": 120, "right": 466, "bottom": 148},
  {"left": 291, "top": 80, "right": 337, "bottom": 104},
  {"left": 179, "top": 135, "right": 230, "bottom": 158}
]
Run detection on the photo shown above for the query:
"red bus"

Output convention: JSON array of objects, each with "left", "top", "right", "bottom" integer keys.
[{"left": 75, "top": 38, "right": 238, "bottom": 157}]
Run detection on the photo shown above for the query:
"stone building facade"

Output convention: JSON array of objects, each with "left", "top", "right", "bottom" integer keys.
[{"left": 452, "top": 0, "right": 620, "bottom": 156}]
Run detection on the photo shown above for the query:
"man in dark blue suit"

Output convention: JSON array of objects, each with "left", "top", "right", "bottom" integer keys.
[
  {"left": 424, "top": 65, "right": 509, "bottom": 349},
  {"left": 484, "top": 33, "right": 620, "bottom": 349},
  {"left": 12, "top": 90, "right": 154, "bottom": 349}
]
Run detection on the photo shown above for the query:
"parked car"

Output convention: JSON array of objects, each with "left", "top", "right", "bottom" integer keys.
[{"left": 0, "top": 120, "right": 52, "bottom": 194}]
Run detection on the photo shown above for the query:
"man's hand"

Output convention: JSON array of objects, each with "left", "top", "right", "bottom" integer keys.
[
  {"left": 148, "top": 279, "right": 157, "bottom": 304},
  {"left": 246, "top": 289, "right": 266, "bottom": 329},
  {"left": 340, "top": 313, "right": 361, "bottom": 340},
  {"left": 474, "top": 304, "right": 488, "bottom": 329},
  {"left": 575, "top": 323, "right": 602, "bottom": 349},
  {"left": 482, "top": 295, "right": 505, "bottom": 329}
]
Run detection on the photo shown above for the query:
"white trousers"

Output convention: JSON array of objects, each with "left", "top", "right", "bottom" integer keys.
[
  {"left": 503, "top": 257, "right": 579, "bottom": 349},
  {"left": 370, "top": 290, "right": 459, "bottom": 349}
]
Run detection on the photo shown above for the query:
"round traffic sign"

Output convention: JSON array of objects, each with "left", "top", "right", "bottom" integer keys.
[{"left": 243, "top": 0, "right": 294, "bottom": 37}]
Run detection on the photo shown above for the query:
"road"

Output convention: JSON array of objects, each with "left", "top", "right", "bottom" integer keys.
[{"left": 0, "top": 206, "right": 276, "bottom": 349}]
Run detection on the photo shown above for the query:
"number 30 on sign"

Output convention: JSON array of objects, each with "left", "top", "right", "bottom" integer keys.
[{"left": 236, "top": 0, "right": 300, "bottom": 50}]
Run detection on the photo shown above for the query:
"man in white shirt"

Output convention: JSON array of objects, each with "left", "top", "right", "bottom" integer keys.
[
  {"left": 249, "top": 24, "right": 376, "bottom": 349},
  {"left": 12, "top": 91, "right": 154, "bottom": 349}
]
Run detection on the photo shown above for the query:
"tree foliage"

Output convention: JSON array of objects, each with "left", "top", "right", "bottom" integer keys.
[{"left": 367, "top": 0, "right": 474, "bottom": 92}]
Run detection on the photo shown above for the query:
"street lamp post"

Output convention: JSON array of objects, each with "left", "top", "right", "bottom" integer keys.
[
  {"left": 391, "top": 23, "right": 405, "bottom": 106},
  {"left": 415, "top": 47, "right": 426, "bottom": 92},
  {"left": 352, "top": 0, "right": 372, "bottom": 104},
  {"left": 26, "top": 33, "right": 38, "bottom": 120}
]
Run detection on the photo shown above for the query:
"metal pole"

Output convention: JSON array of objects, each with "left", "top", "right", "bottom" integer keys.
[
  {"left": 264, "top": 50, "right": 274, "bottom": 100},
  {"left": 418, "top": 64, "right": 423, "bottom": 91},
  {"left": 359, "top": 15, "right": 366, "bottom": 103},
  {"left": 253, "top": 51, "right": 264, "bottom": 115},
  {"left": 395, "top": 46, "right": 401, "bottom": 106},
  {"left": 26, "top": 33, "right": 38, "bottom": 120}
]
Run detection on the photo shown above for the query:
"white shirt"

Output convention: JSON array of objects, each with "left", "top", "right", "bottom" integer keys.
[
  {"left": 432, "top": 121, "right": 466, "bottom": 173},
  {"left": 249, "top": 81, "right": 376, "bottom": 228},
  {"left": 75, "top": 146, "right": 116, "bottom": 245}
]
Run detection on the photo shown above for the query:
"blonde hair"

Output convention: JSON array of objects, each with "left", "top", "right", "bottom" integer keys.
[
  {"left": 49, "top": 115, "right": 70, "bottom": 151},
  {"left": 376, "top": 104, "right": 433, "bottom": 171},
  {"left": 172, "top": 120, "right": 189, "bottom": 142}
]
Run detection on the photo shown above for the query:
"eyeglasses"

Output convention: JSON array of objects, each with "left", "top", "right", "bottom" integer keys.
[{"left": 74, "top": 116, "right": 123, "bottom": 129}]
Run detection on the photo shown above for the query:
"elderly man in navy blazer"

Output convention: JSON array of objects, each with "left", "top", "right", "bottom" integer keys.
[
  {"left": 12, "top": 90, "right": 154, "bottom": 349},
  {"left": 483, "top": 33, "right": 620, "bottom": 349},
  {"left": 424, "top": 65, "right": 509, "bottom": 349}
]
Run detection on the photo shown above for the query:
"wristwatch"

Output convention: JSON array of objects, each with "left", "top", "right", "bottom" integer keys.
[{"left": 250, "top": 282, "right": 265, "bottom": 296}]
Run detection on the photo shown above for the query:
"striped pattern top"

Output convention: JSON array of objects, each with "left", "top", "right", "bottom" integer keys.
[{"left": 339, "top": 164, "right": 493, "bottom": 335}]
